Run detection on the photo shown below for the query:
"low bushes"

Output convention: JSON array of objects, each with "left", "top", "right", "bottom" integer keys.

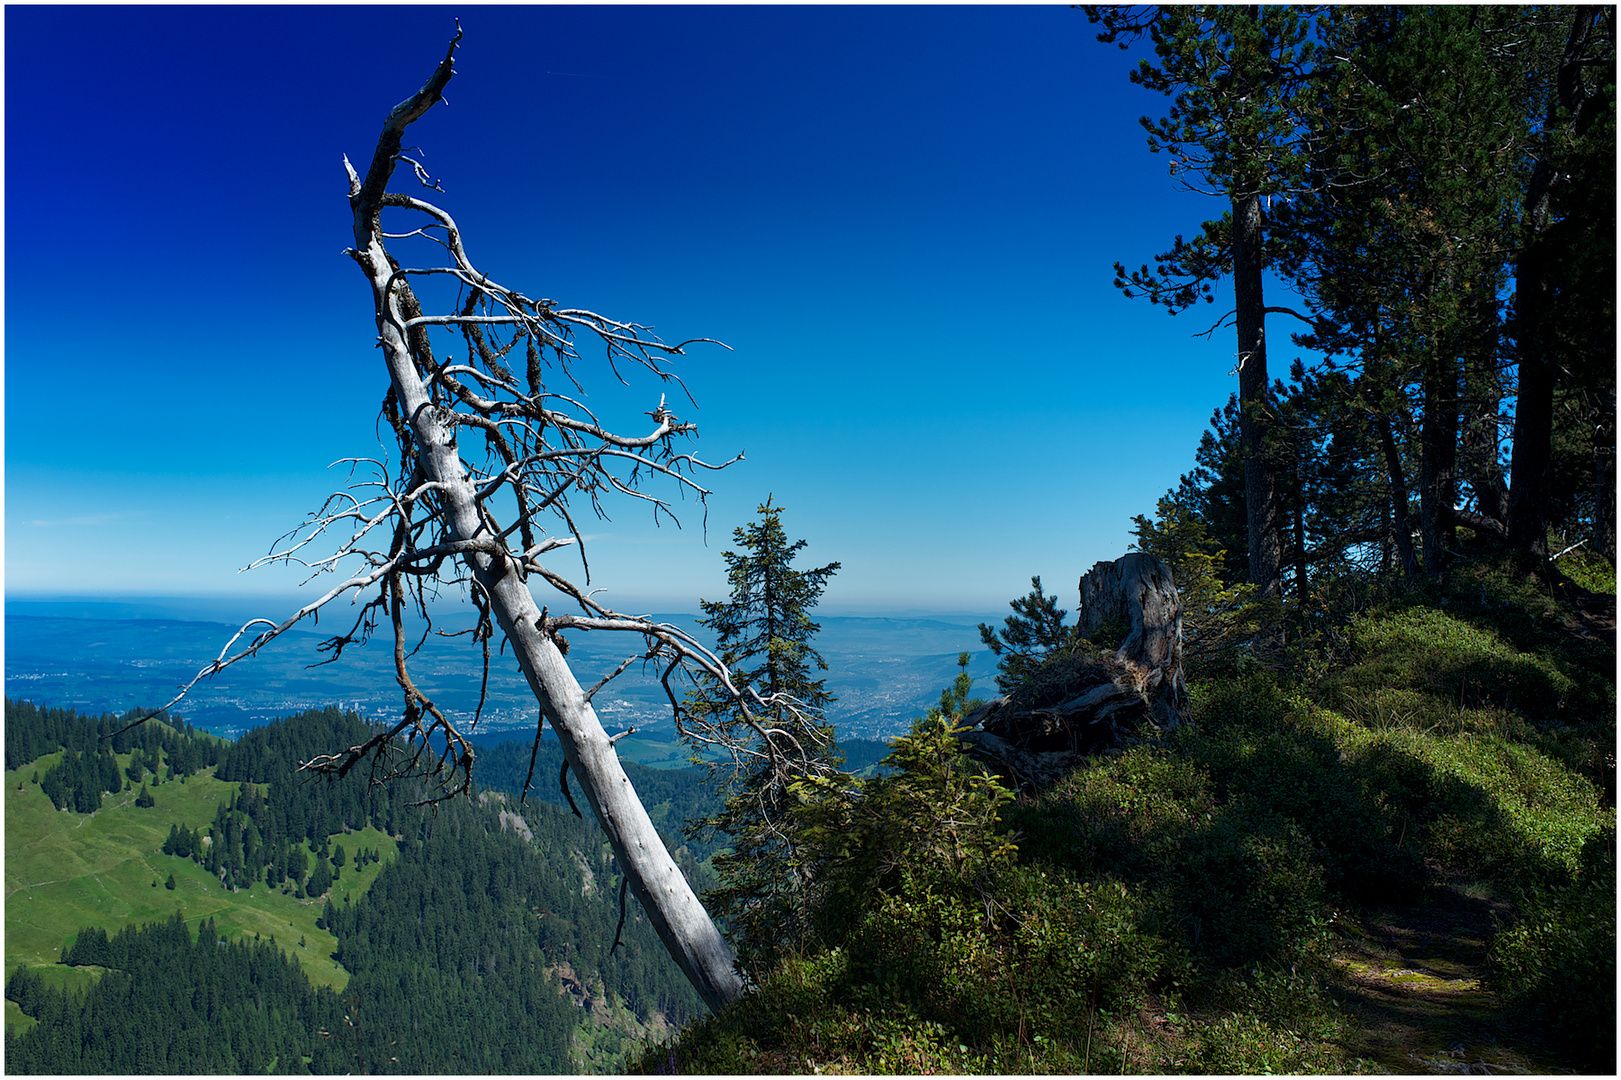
[
  {"left": 642, "top": 568, "right": 1611, "bottom": 1074},
  {"left": 1488, "top": 828, "right": 1616, "bottom": 1071}
]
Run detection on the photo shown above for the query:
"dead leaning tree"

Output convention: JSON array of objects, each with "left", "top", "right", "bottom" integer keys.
[{"left": 129, "top": 28, "right": 839, "bottom": 1012}]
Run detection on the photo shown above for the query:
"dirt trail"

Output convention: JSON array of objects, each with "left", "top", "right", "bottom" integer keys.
[{"left": 1328, "top": 883, "right": 1575, "bottom": 1074}]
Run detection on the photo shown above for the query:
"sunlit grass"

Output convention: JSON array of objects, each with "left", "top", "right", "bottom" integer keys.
[{"left": 5, "top": 755, "right": 396, "bottom": 995}]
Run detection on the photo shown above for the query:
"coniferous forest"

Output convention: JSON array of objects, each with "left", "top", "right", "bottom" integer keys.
[{"left": 4, "top": 702, "right": 716, "bottom": 1073}]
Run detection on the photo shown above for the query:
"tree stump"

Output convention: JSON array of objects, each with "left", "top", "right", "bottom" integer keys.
[
  {"left": 1077, "top": 552, "right": 1187, "bottom": 730},
  {"left": 959, "top": 553, "right": 1188, "bottom": 791}
]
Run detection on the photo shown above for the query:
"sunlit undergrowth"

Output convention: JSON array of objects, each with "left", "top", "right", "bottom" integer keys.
[{"left": 637, "top": 559, "right": 1613, "bottom": 1075}]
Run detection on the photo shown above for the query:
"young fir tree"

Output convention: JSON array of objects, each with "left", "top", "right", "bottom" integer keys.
[{"left": 688, "top": 497, "right": 841, "bottom": 973}]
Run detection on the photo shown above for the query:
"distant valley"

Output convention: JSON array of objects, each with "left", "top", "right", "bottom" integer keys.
[{"left": 4, "top": 604, "right": 1003, "bottom": 754}]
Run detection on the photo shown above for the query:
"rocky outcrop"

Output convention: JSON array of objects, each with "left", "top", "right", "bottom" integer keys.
[{"left": 959, "top": 553, "right": 1187, "bottom": 792}]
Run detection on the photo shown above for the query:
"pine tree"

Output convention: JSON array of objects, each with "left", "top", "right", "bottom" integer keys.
[
  {"left": 686, "top": 497, "right": 841, "bottom": 972},
  {"left": 694, "top": 497, "right": 842, "bottom": 725},
  {"left": 1090, "top": 5, "right": 1319, "bottom": 603},
  {"left": 978, "top": 576, "right": 1074, "bottom": 693}
]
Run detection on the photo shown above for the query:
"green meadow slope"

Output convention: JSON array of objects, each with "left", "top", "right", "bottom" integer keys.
[{"left": 4, "top": 755, "right": 394, "bottom": 1035}]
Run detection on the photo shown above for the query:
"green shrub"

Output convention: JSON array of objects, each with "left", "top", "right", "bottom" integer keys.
[
  {"left": 1549, "top": 538, "right": 1616, "bottom": 595},
  {"left": 1337, "top": 608, "right": 1577, "bottom": 724},
  {"left": 1193, "top": 682, "right": 1426, "bottom": 906},
  {"left": 1009, "top": 745, "right": 1217, "bottom": 896},
  {"left": 1183, "top": 1010, "right": 1354, "bottom": 1074},
  {"left": 849, "top": 867, "right": 1165, "bottom": 1042},
  {"left": 784, "top": 656, "right": 1019, "bottom": 954},
  {"left": 1012, "top": 734, "right": 1333, "bottom": 971},
  {"left": 1169, "top": 804, "right": 1330, "bottom": 969},
  {"left": 1488, "top": 829, "right": 1616, "bottom": 1071},
  {"left": 1337, "top": 724, "right": 1605, "bottom": 884}
]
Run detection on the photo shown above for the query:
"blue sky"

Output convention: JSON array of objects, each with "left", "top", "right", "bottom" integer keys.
[{"left": 6, "top": 5, "right": 1263, "bottom": 618}]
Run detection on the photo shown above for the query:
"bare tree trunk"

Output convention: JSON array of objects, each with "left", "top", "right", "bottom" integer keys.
[{"left": 345, "top": 35, "right": 743, "bottom": 1011}]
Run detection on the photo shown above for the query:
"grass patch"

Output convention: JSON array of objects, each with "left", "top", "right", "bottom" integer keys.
[{"left": 5, "top": 756, "right": 395, "bottom": 995}]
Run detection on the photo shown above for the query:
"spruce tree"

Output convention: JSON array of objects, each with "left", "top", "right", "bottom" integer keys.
[{"left": 687, "top": 497, "right": 841, "bottom": 972}]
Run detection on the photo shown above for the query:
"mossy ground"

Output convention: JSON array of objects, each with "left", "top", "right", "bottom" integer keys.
[{"left": 1327, "top": 884, "right": 1573, "bottom": 1074}]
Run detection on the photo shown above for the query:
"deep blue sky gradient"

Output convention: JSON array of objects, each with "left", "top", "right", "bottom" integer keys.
[{"left": 6, "top": 6, "right": 1276, "bottom": 616}]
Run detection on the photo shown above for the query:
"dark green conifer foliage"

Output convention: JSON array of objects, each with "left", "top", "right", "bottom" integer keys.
[
  {"left": 978, "top": 576, "right": 1074, "bottom": 693},
  {"left": 6, "top": 914, "right": 350, "bottom": 1073},
  {"left": 1089, "top": 5, "right": 1319, "bottom": 603},
  {"left": 686, "top": 497, "right": 841, "bottom": 971},
  {"left": 694, "top": 497, "right": 842, "bottom": 723}
]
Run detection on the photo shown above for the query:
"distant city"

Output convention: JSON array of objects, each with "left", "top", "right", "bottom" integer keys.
[{"left": 4, "top": 604, "right": 1003, "bottom": 752}]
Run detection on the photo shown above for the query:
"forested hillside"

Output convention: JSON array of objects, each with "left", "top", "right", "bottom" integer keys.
[
  {"left": 3, "top": 702, "right": 720, "bottom": 1073},
  {"left": 5, "top": 916, "right": 351, "bottom": 1074}
]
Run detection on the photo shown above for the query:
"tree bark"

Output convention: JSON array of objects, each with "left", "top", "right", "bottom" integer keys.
[
  {"left": 1508, "top": 232, "right": 1556, "bottom": 558},
  {"left": 1460, "top": 293, "right": 1509, "bottom": 528},
  {"left": 1075, "top": 553, "right": 1187, "bottom": 730},
  {"left": 1508, "top": 6, "right": 1602, "bottom": 558},
  {"left": 1233, "top": 188, "right": 1283, "bottom": 599},
  {"left": 1596, "top": 388, "right": 1617, "bottom": 562},
  {"left": 962, "top": 554, "right": 1188, "bottom": 790},
  {"left": 1376, "top": 413, "right": 1419, "bottom": 575},
  {"left": 1419, "top": 348, "right": 1459, "bottom": 579},
  {"left": 346, "top": 37, "right": 743, "bottom": 1011}
]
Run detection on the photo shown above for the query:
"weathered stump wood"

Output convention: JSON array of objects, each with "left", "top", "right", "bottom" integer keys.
[
  {"left": 959, "top": 553, "right": 1188, "bottom": 791},
  {"left": 1077, "top": 552, "right": 1187, "bottom": 729}
]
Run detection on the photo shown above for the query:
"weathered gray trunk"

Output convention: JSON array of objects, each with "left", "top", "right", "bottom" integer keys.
[
  {"left": 347, "top": 42, "right": 742, "bottom": 1011},
  {"left": 1076, "top": 553, "right": 1188, "bottom": 728}
]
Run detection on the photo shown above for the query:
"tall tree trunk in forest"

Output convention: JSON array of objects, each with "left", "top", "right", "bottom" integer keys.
[
  {"left": 1420, "top": 348, "right": 1460, "bottom": 579},
  {"left": 1461, "top": 295, "right": 1509, "bottom": 527},
  {"left": 1292, "top": 444, "right": 1308, "bottom": 602},
  {"left": 1509, "top": 6, "right": 1604, "bottom": 558},
  {"left": 1233, "top": 188, "right": 1283, "bottom": 598},
  {"left": 1597, "top": 388, "right": 1617, "bottom": 562},
  {"left": 1377, "top": 413, "right": 1419, "bottom": 577},
  {"left": 1508, "top": 233, "right": 1557, "bottom": 559},
  {"left": 1090, "top": 3, "right": 1305, "bottom": 608}
]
